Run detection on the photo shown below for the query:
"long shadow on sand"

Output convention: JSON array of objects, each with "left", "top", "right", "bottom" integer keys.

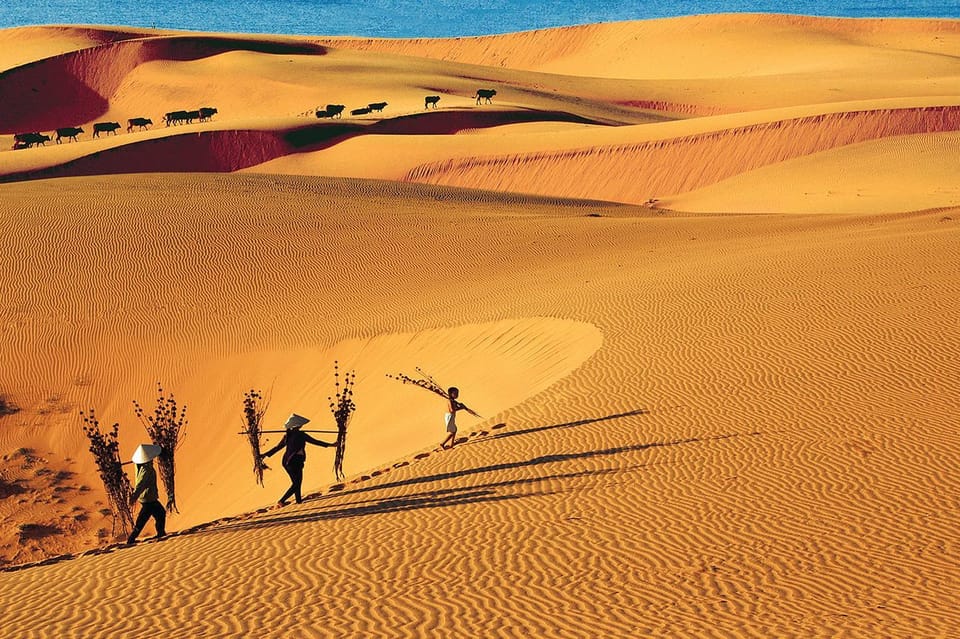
[
  {"left": 204, "top": 432, "right": 738, "bottom": 537},
  {"left": 481, "top": 408, "right": 649, "bottom": 443}
]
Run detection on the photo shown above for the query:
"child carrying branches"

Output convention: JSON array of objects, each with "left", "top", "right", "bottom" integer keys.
[
  {"left": 441, "top": 387, "right": 469, "bottom": 449},
  {"left": 387, "top": 369, "right": 479, "bottom": 450}
]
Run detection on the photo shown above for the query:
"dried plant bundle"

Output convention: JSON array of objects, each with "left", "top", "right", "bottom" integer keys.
[
  {"left": 80, "top": 409, "right": 134, "bottom": 536},
  {"left": 133, "top": 383, "right": 187, "bottom": 513},
  {"left": 386, "top": 367, "right": 481, "bottom": 417},
  {"left": 242, "top": 389, "right": 270, "bottom": 486},
  {"left": 329, "top": 361, "right": 356, "bottom": 482}
]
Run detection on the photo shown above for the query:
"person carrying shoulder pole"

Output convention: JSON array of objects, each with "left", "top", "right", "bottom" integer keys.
[
  {"left": 127, "top": 444, "right": 166, "bottom": 544},
  {"left": 260, "top": 414, "right": 335, "bottom": 507}
]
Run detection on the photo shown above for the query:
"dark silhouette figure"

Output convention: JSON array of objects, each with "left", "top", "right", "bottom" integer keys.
[
  {"left": 351, "top": 107, "right": 371, "bottom": 116},
  {"left": 55, "top": 127, "right": 84, "bottom": 143},
  {"left": 198, "top": 107, "right": 218, "bottom": 122},
  {"left": 127, "top": 444, "right": 166, "bottom": 544},
  {"left": 164, "top": 110, "right": 190, "bottom": 126},
  {"left": 184, "top": 109, "right": 201, "bottom": 123},
  {"left": 260, "top": 417, "right": 334, "bottom": 506},
  {"left": 425, "top": 95, "right": 440, "bottom": 109},
  {"left": 126, "top": 118, "right": 152, "bottom": 132},
  {"left": 316, "top": 104, "right": 345, "bottom": 119},
  {"left": 475, "top": 89, "right": 497, "bottom": 104},
  {"left": 13, "top": 132, "right": 51, "bottom": 149},
  {"left": 92, "top": 121, "right": 121, "bottom": 137},
  {"left": 367, "top": 101, "right": 388, "bottom": 112},
  {"left": 441, "top": 387, "right": 472, "bottom": 450}
]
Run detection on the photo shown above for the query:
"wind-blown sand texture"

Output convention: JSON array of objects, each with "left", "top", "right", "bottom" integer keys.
[{"left": 1, "top": 14, "right": 959, "bottom": 637}]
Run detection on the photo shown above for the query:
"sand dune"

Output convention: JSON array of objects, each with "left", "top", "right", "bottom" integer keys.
[
  {"left": 661, "top": 130, "right": 960, "bottom": 213},
  {"left": 401, "top": 104, "right": 960, "bottom": 205},
  {"left": 1, "top": 13, "right": 959, "bottom": 637},
  {"left": 0, "top": 173, "right": 957, "bottom": 635}
]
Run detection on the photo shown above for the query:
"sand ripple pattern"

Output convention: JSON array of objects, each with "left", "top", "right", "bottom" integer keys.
[
  {"left": 0, "top": 174, "right": 958, "bottom": 636},
  {"left": 404, "top": 106, "right": 960, "bottom": 203}
]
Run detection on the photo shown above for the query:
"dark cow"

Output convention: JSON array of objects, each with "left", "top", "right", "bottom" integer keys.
[
  {"left": 198, "top": 107, "right": 218, "bottom": 121},
  {"left": 164, "top": 110, "right": 190, "bottom": 126},
  {"left": 475, "top": 88, "right": 497, "bottom": 104},
  {"left": 127, "top": 117, "right": 152, "bottom": 132},
  {"left": 316, "top": 104, "right": 345, "bottom": 119},
  {"left": 424, "top": 95, "right": 440, "bottom": 109},
  {"left": 367, "top": 101, "right": 388, "bottom": 112},
  {"left": 92, "top": 121, "right": 121, "bottom": 137},
  {"left": 13, "top": 132, "right": 51, "bottom": 149},
  {"left": 350, "top": 107, "right": 371, "bottom": 116},
  {"left": 184, "top": 110, "right": 201, "bottom": 123},
  {"left": 55, "top": 127, "right": 84, "bottom": 143}
]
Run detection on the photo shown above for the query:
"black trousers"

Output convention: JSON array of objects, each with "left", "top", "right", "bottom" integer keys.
[
  {"left": 128, "top": 500, "right": 166, "bottom": 543},
  {"left": 280, "top": 457, "right": 306, "bottom": 504}
]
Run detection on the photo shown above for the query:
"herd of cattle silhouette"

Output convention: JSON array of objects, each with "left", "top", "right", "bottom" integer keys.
[{"left": 11, "top": 89, "right": 498, "bottom": 150}]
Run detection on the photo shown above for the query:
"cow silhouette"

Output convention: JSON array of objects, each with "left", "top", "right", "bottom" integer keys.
[
  {"left": 350, "top": 107, "right": 371, "bottom": 116},
  {"left": 199, "top": 107, "right": 218, "bottom": 121},
  {"left": 164, "top": 110, "right": 190, "bottom": 126},
  {"left": 55, "top": 127, "right": 84, "bottom": 143},
  {"left": 425, "top": 95, "right": 440, "bottom": 109},
  {"left": 316, "top": 104, "right": 345, "bottom": 119},
  {"left": 126, "top": 118, "right": 152, "bottom": 132},
  {"left": 367, "top": 101, "right": 388, "bottom": 112},
  {"left": 92, "top": 122, "right": 121, "bottom": 137},
  {"left": 475, "top": 89, "right": 497, "bottom": 104},
  {"left": 13, "top": 132, "right": 50, "bottom": 149}
]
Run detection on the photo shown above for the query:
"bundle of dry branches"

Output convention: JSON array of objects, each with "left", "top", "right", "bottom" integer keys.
[
  {"left": 133, "top": 383, "right": 187, "bottom": 513},
  {"left": 386, "top": 367, "right": 481, "bottom": 417},
  {"left": 329, "top": 362, "right": 356, "bottom": 482},
  {"left": 242, "top": 389, "right": 270, "bottom": 486},
  {"left": 80, "top": 409, "right": 134, "bottom": 537}
]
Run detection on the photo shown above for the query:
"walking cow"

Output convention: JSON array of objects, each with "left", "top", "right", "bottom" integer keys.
[
  {"left": 198, "top": 107, "right": 218, "bottom": 122},
  {"left": 127, "top": 118, "right": 152, "bottom": 132},
  {"left": 367, "top": 102, "right": 388, "bottom": 112},
  {"left": 475, "top": 89, "right": 497, "bottom": 105},
  {"left": 425, "top": 95, "right": 440, "bottom": 109},
  {"left": 92, "top": 121, "right": 121, "bottom": 137},
  {"left": 56, "top": 127, "right": 84, "bottom": 143},
  {"left": 12, "top": 132, "right": 51, "bottom": 149},
  {"left": 316, "top": 104, "right": 345, "bottom": 119}
]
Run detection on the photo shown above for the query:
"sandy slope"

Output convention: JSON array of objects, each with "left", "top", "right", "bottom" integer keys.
[
  {"left": 0, "top": 174, "right": 958, "bottom": 636},
  {"left": 0, "top": 13, "right": 959, "bottom": 637},
  {"left": 661, "top": 130, "right": 960, "bottom": 213}
]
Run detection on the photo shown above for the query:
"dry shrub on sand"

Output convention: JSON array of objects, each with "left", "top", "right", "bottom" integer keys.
[
  {"left": 0, "top": 395, "right": 19, "bottom": 417},
  {"left": 133, "top": 384, "right": 186, "bottom": 513},
  {"left": 80, "top": 409, "right": 134, "bottom": 536},
  {"left": 329, "top": 362, "right": 356, "bottom": 482},
  {"left": 242, "top": 389, "right": 270, "bottom": 486}
]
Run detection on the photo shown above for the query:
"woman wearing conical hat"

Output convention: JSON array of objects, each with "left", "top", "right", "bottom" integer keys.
[
  {"left": 127, "top": 444, "right": 166, "bottom": 544},
  {"left": 260, "top": 414, "right": 334, "bottom": 507}
]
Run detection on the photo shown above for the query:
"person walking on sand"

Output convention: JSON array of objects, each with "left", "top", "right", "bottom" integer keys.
[
  {"left": 127, "top": 444, "right": 166, "bottom": 544},
  {"left": 441, "top": 387, "right": 469, "bottom": 450},
  {"left": 260, "top": 414, "right": 334, "bottom": 507}
]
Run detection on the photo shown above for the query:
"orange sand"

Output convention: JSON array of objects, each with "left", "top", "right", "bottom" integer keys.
[{"left": 0, "top": 14, "right": 959, "bottom": 637}]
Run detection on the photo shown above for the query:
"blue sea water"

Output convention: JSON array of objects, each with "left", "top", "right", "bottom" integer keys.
[{"left": 0, "top": 0, "right": 956, "bottom": 38}]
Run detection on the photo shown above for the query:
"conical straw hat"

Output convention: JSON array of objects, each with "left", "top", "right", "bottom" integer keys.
[
  {"left": 283, "top": 414, "right": 310, "bottom": 430},
  {"left": 132, "top": 443, "right": 162, "bottom": 464}
]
